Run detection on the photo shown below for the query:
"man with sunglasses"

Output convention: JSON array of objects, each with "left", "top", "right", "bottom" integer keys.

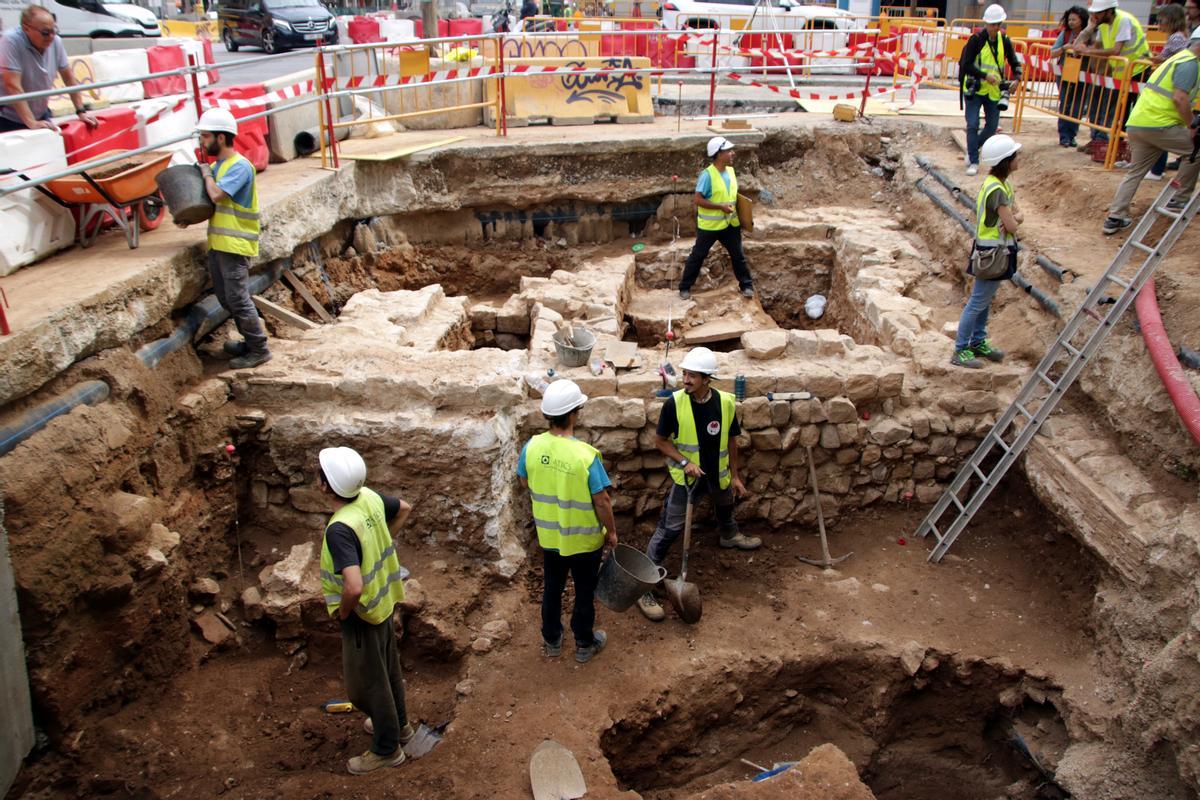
[{"left": 0, "top": 5, "right": 98, "bottom": 133}]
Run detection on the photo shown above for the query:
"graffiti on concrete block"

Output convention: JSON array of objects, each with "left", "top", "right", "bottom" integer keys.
[{"left": 561, "top": 57, "right": 643, "bottom": 104}]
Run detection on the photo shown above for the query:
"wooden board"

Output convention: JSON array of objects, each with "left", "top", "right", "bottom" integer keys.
[
  {"left": 252, "top": 295, "right": 319, "bottom": 330},
  {"left": 529, "top": 740, "right": 586, "bottom": 800},
  {"left": 313, "top": 135, "right": 466, "bottom": 162},
  {"left": 603, "top": 340, "right": 640, "bottom": 369},
  {"left": 282, "top": 269, "right": 335, "bottom": 324}
]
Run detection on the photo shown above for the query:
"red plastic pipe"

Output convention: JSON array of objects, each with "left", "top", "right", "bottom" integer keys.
[{"left": 1135, "top": 278, "right": 1200, "bottom": 446}]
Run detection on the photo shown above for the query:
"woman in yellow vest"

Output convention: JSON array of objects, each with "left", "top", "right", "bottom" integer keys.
[
  {"left": 958, "top": 4, "right": 1022, "bottom": 176},
  {"left": 317, "top": 446, "right": 415, "bottom": 775},
  {"left": 1104, "top": 29, "right": 1200, "bottom": 234},
  {"left": 193, "top": 108, "right": 271, "bottom": 369},
  {"left": 952, "top": 135, "right": 1022, "bottom": 369},
  {"left": 518, "top": 380, "right": 618, "bottom": 663},
  {"left": 678, "top": 136, "right": 755, "bottom": 301}
]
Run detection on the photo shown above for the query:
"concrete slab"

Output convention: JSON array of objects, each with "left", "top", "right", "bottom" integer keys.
[{"left": 0, "top": 501, "right": 35, "bottom": 797}]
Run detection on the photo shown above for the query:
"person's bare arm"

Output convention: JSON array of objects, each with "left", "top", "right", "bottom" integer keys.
[
  {"left": 202, "top": 171, "right": 230, "bottom": 203},
  {"left": 592, "top": 488, "right": 618, "bottom": 549},
  {"left": 656, "top": 433, "right": 703, "bottom": 479},
  {"left": 694, "top": 190, "right": 734, "bottom": 215},
  {"left": 58, "top": 67, "right": 97, "bottom": 126},
  {"left": 1, "top": 69, "right": 53, "bottom": 130},
  {"left": 998, "top": 204, "right": 1021, "bottom": 236},
  {"left": 388, "top": 499, "right": 412, "bottom": 536},
  {"left": 728, "top": 432, "right": 746, "bottom": 498},
  {"left": 338, "top": 565, "right": 364, "bottom": 619}
]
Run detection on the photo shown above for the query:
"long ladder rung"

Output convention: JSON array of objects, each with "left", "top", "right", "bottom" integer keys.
[
  {"left": 1130, "top": 240, "right": 1156, "bottom": 254},
  {"left": 1155, "top": 206, "right": 1181, "bottom": 221},
  {"left": 1105, "top": 275, "right": 1130, "bottom": 290}
]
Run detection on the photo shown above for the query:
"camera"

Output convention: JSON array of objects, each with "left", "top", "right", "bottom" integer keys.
[{"left": 997, "top": 80, "right": 1013, "bottom": 111}]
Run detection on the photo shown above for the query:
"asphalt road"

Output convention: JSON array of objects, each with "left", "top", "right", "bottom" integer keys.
[{"left": 211, "top": 45, "right": 321, "bottom": 82}]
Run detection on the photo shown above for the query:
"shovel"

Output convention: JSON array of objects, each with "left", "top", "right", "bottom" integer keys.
[{"left": 661, "top": 478, "right": 703, "bottom": 624}]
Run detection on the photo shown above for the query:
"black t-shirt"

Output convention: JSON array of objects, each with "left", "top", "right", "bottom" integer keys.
[
  {"left": 656, "top": 390, "right": 740, "bottom": 489},
  {"left": 326, "top": 493, "right": 402, "bottom": 575}
]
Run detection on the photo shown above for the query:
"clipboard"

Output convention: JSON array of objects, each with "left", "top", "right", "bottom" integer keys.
[{"left": 736, "top": 193, "right": 754, "bottom": 233}]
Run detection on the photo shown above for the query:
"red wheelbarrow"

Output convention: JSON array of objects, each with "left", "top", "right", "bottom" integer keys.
[{"left": 41, "top": 150, "right": 173, "bottom": 249}]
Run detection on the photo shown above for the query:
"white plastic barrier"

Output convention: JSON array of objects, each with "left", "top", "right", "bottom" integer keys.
[
  {"left": 0, "top": 130, "right": 76, "bottom": 275},
  {"left": 176, "top": 38, "right": 212, "bottom": 88},
  {"left": 136, "top": 94, "right": 199, "bottom": 166},
  {"left": 90, "top": 49, "right": 149, "bottom": 102},
  {"left": 379, "top": 18, "right": 417, "bottom": 43},
  {"left": 336, "top": 15, "right": 353, "bottom": 44}
]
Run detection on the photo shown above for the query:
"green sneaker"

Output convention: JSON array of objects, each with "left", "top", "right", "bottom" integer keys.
[
  {"left": 970, "top": 340, "right": 1005, "bottom": 362},
  {"left": 950, "top": 348, "right": 984, "bottom": 369}
]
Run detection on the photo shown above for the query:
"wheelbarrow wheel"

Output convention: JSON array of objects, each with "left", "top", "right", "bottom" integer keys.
[{"left": 138, "top": 193, "right": 166, "bottom": 232}]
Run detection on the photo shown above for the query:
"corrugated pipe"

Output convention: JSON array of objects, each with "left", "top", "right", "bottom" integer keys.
[
  {"left": 1009, "top": 273, "right": 1062, "bottom": 317},
  {"left": 1179, "top": 345, "right": 1200, "bottom": 370},
  {"left": 1135, "top": 279, "right": 1200, "bottom": 446},
  {"left": 1, "top": 265, "right": 282, "bottom": 458}
]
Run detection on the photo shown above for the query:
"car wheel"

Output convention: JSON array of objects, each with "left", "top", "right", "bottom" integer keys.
[
  {"left": 222, "top": 26, "right": 239, "bottom": 52},
  {"left": 261, "top": 27, "right": 279, "bottom": 54}
]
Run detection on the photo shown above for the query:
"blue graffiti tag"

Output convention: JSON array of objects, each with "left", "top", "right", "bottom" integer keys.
[{"left": 560, "top": 57, "right": 643, "bottom": 104}]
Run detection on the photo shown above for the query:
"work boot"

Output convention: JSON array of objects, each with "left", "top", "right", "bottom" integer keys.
[
  {"left": 950, "top": 348, "right": 983, "bottom": 369},
  {"left": 719, "top": 532, "right": 762, "bottom": 550},
  {"left": 740, "top": 286, "right": 755, "bottom": 299},
  {"left": 1102, "top": 216, "right": 1132, "bottom": 236},
  {"left": 1167, "top": 196, "right": 1188, "bottom": 212},
  {"left": 543, "top": 634, "right": 563, "bottom": 658},
  {"left": 970, "top": 339, "right": 1004, "bottom": 363},
  {"left": 347, "top": 747, "right": 405, "bottom": 775},
  {"left": 222, "top": 339, "right": 247, "bottom": 357},
  {"left": 229, "top": 349, "right": 272, "bottom": 369},
  {"left": 679, "top": 289, "right": 691, "bottom": 301},
  {"left": 363, "top": 718, "right": 416, "bottom": 745},
  {"left": 637, "top": 592, "right": 665, "bottom": 622},
  {"left": 575, "top": 630, "right": 607, "bottom": 664}
]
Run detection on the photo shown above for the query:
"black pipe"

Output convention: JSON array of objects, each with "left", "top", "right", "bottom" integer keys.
[
  {"left": 915, "top": 178, "right": 972, "bottom": 233},
  {"left": 1180, "top": 345, "right": 1200, "bottom": 369},
  {"left": 1010, "top": 272, "right": 1062, "bottom": 317}
]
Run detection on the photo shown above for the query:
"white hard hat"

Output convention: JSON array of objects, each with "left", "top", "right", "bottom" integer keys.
[
  {"left": 1087, "top": 0, "right": 1117, "bottom": 12},
  {"left": 318, "top": 446, "right": 367, "bottom": 499},
  {"left": 541, "top": 379, "right": 588, "bottom": 416},
  {"left": 982, "top": 3, "right": 1007, "bottom": 23},
  {"left": 706, "top": 136, "right": 735, "bottom": 158},
  {"left": 980, "top": 134, "right": 1022, "bottom": 166},
  {"left": 196, "top": 107, "right": 238, "bottom": 135},
  {"left": 679, "top": 346, "right": 719, "bottom": 376}
]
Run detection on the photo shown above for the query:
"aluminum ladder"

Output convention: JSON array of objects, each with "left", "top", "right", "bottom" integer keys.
[{"left": 917, "top": 181, "right": 1199, "bottom": 562}]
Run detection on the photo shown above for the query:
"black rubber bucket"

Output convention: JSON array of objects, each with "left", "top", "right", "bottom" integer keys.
[
  {"left": 155, "top": 164, "right": 215, "bottom": 225},
  {"left": 596, "top": 544, "right": 667, "bottom": 612}
]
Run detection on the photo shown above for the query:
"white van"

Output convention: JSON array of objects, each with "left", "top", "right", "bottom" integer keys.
[{"left": 0, "top": 0, "right": 162, "bottom": 38}]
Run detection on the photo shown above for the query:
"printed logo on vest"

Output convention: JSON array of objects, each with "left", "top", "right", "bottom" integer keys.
[{"left": 707, "top": 420, "right": 721, "bottom": 436}]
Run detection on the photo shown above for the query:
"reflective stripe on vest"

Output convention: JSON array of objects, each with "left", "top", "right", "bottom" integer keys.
[
  {"left": 973, "top": 33, "right": 1007, "bottom": 101},
  {"left": 1099, "top": 10, "right": 1149, "bottom": 81},
  {"left": 666, "top": 388, "right": 735, "bottom": 490},
  {"left": 1129, "top": 50, "right": 1200, "bottom": 128},
  {"left": 696, "top": 163, "right": 739, "bottom": 232},
  {"left": 207, "top": 153, "right": 261, "bottom": 258},
  {"left": 524, "top": 432, "right": 606, "bottom": 556},
  {"left": 975, "top": 174, "right": 1015, "bottom": 247},
  {"left": 319, "top": 486, "right": 407, "bottom": 624}
]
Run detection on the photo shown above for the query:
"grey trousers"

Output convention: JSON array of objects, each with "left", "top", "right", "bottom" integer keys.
[
  {"left": 341, "top": 613, "right": 409, "bottom": 756},
  {"left": 1108, "top": 126, "right": 1200, "bottom": 218},
  {"left": 646, "top": 481, "right": 738, "bottom": 566},
  {"left": 208, "top": 249, "right": 268, "bottom": 354}
]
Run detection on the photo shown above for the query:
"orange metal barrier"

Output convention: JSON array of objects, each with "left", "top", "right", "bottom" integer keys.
[{"left": 880, "top": 5, "right": 938, "bottom": 18}]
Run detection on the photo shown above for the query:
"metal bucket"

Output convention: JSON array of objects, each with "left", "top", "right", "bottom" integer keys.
[
  {"left": 596, "top": 544, "right": 666, "bottom": 612},
  {"left": 155, "top": 164, "right": 215, "bottom": 225},
  {"left": 552, "top": 326, "right": 595, "bottom": 368}
]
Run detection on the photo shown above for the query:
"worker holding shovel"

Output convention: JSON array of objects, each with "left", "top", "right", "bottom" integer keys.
[{"left": 638, "top": 346, "right": 760, "bottom": 622}]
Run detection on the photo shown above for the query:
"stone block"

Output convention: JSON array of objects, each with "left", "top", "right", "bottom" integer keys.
[
  {"left": 819, "top": 424, "right": 841, "bottom": 450},
  {"left": 869, "top": 419, "right": 913, "bottom": 446},
  {"left": 496, "top": 296, "right": 531, "bottom": 335},
  {"left": 836, "top": 423, "right": 860, "bottom": 444},
  {"left": 800, "top": 425, "right": 821, "bottom": 448},
  {"left": 177, "top": 378, "right": 231, "bottom": 418},
  {"left": 581, "top": 396, "right": 647, "bottom": 428},
  {"left": 740, "top": 397, "right": 773, "bottom": 430},
  {"left": 911, "top": 414, "right": 931, "bottom": 439},
  {"left": 781, "top": 426, "right": 802, "bottom": 452},
  {"left": 805, "top": 369, "right": 844, "bottom": 400},
  {"left": 617, "top": 457, "right": 643, "bottom": 472},
  {"left": 960, "top": 391, "right": 999, "bottom": 414},
  {"left": 915, "top": 484, "right": 942, "bottom": 503},
  {"left": 290, "top": 486, "right": 327, "bottom": 514},
  {"left": 469, "top": 302, "right": 498, "bottom": 331},
  {"left": 146, "top": 523, "right": 180, "bottom": 558},
  {"left": 861, "top": 445, "right": 882, "bottom": 465},
  {"left": 741, "top": 329, "right": 788, "bottom": 360},
  {"left": 242, "top": 587, "right": 265, "bottom": 621},
  {"left": 770, "top": 401, "right": 791, "bottom": 427},
  {"left": 595, "top": 429, "right": 638, "bottom": 457},
  {"left": 877, "top": 367, "right": 906, "bottom": 398},
  {"left": 748, "top": 450, "right": 780, "bottom": 472},
  {"left": 825, "top": 396, "right": 857, "bottom": 424},
  {"left": 835, "top": 448, "right": 859, "bottom": 465},
  {"left": 844, "top": 372, "right": 878, "bottom": 403},
  {"left": 750, "top": 428, "right": 783, "bottom": 450}
]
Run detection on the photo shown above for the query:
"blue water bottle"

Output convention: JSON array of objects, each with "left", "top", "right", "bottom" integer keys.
[{"left": 734, "top": 374, "right": 746, "bottom": 401}]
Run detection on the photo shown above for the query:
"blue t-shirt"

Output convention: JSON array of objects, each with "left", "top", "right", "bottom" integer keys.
[
  {"left": 211, "top": 156, "right": 255, "bottom": 207},
  {"left": 695, "top": 167, "right": 732, "bottom": 199},
  {"left": 516, "top": 440, "right": 611, "bottom": 494}
]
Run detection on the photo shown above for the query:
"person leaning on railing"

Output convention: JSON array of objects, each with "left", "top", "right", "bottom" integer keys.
[
  {"left": 1051, "top": 5, "right": 1091, "bottom": 147},
  {"left": 1145, "top": 2, "right": 1190, "bottom": 178},
  {"left": 0, "top": 4, "right": 98, "bottom": 134},
  {"left": 1072, "top": 0, "right": 1151, "bottom": 158},
  {"left": 1102, "top": 26, "right": 1200, "bottom": 235},
  {"left": 958, "top": 3, "right": 1022, "bottom": 177}
]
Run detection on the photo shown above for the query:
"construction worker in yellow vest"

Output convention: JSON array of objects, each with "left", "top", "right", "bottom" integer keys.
[
  {"left": 958, "top": 4, "right": 1022, "bottom": 176},
  {"left": 1104, "top": 28, "right": 1200, "bottom": 234},
  {"left": 638, "top": 346, "right": 759, "bottom": 622},
  {"left": 193, "top": 107, "right": 270, "bottom": 369},
  {"left": 678, "top": 136, "right": 755, "bottom": 302},
  {"left": 317, "top": 446, "right": 415, "bottom": 775},
  {"left": 518, "top": 380, "right": 618, "bottom": 664},
  {"left": 1075, "top": 0, "right": 1152, "bottom": 150}
]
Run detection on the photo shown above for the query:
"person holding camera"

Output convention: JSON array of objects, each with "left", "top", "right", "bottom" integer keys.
[{"left": 959, "top": 4, "right": 1023, "bottom": 176}]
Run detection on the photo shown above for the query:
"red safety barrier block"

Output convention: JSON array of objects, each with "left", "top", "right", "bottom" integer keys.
[
  {"left": 411, "top": 18, "right": 422, "bottom": 37},
  {"left": 144, "top": 44, "right": 187, "bottom": 98},
  {"left": 59, "top": 107, "right": 139, "bottom": 165},
  {"left": 202, "top": 85, "right": 270, "bottom": 172},
  {"left": 447, "top": 17, "right": 482, "bottom": 48},
  {"left": 851, "top": 31, "right": 889, "bottom": 75},
  {"left": 437, "top": 18, "right": 449, "bottom": 37},
  {"left": 349, "top": 16, "right": 383, "bottom": 43},
  {"left": 202, "top": 37, "right": 219, "bottom": 83},
  {"left": 619, "top": 20, "right": 654, "bottom": 58}
]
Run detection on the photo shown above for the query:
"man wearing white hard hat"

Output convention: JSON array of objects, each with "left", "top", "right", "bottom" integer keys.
[
  {"left": 958, "top": 4, "right": 1022, "bottom": 176},
  {"left": 1103, "top": 26, "right": 1200, "bottom": 234},
  {"left": 678, "top": 136, "right": 756, "bottom": 301},
  {"left": 517, "top": 379, "right": 617, "bottom": 664},
  {"left": 1073, "top": 0, "right": 1151, "bottom": 151},
  {"left": 316, "top": 446, "right": 416, "bottom": 775},
  {"left": 638, "top": 346, "right": 758, "bottom": 622},
  {"left": 192, "top": 107, "right": 270, "bottom": 369}
]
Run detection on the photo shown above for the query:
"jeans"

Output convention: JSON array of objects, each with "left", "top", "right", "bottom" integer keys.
[
  {"left": 208, "top": 249, "right": 269, "bottom": 354},
  {"left": 646, "top": 481, "right": 738, "bottom": 566},
  {"left": 964, "top": 93, "right": 1000, "bottom": 166},
  {"left": 954, "top": 275, "right": 1004, "bottom": 352},
  {"left": 341, "top": 614, "right": 408, "bottom": 756},
  {"left": 0, "top": 109, "right": 51, "bottom": 133},
  {"left": 679, "top": 225, "right": 754, "bottom": 292},
  {"left": 541, "top": 548, "right": 602, "bottom": 649},
  {"left": 1057, "top": 76, "right": 1087, "bottom": 145}
]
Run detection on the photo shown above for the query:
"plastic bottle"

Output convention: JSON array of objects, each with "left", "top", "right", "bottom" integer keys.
[
  {"left": 734, "top": 374, "right": 746, "bottom": 401},
  {"left": 589, "top": 356, "right": 604, "bottom": 376},
  {"left": 525, "top": 372, "right": 550, "bottom": 396}
]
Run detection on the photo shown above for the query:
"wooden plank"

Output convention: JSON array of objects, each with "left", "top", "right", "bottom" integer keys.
[
  {"left": 252, "top": 295, "right": 319, "bottom": 330},
  {"left": 282, "top": 269, "right": 334, "bottom": 324}
]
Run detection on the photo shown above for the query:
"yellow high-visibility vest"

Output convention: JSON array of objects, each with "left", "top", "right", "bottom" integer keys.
[
  {"left": 1098, "top": 9, "right": 1149, "bottom": 82},
  {"left": 666, "top": 389, "right": 735, "bottom": 490},
  {"left": 319, "top": 487, "right": 406, "bottom": 625},
  {"left": 696, "top": 164, "right": 739, "bottom": 232},
  {"left": 973, "top": 33, "right": 1008, "bottom": 102},
  {"left": 1128, "top": 50, "right": 1200, "bottom": 128},
  {"left": 525, "top": 432, "right": 606, "bottom": 556},
  {"left": 207, "top": 153, "right": 260, "bottom": 258},
  {"left": 975, "top": 173, "right": 1015, "bottom": 247}
]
